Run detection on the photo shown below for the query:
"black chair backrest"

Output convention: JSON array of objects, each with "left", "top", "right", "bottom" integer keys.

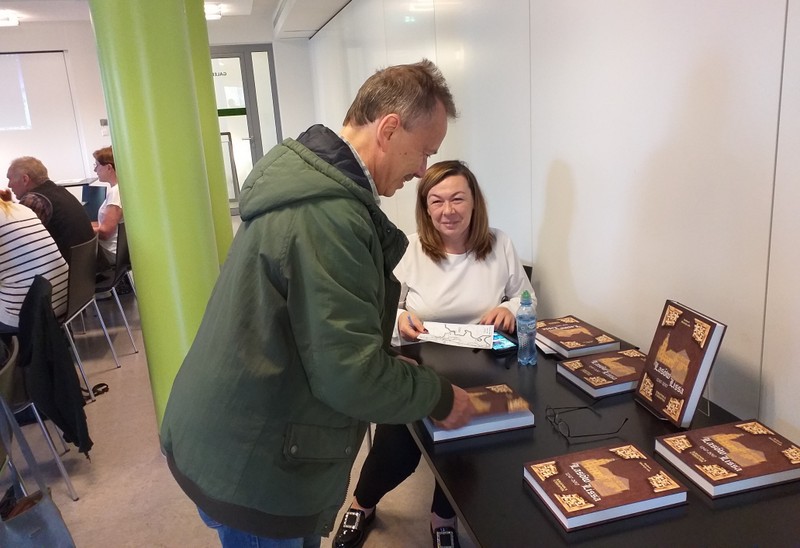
[
  {"left": 65, "top": 235, "right": 98, "bottom": 324},
  {"left": 115, "top": 223, "right": 131, "bottom": 274}
]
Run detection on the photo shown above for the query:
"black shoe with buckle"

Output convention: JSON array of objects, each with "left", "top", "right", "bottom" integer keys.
[
  {"left": 333, "top": 508, "right": 375, "bottom": 548},
  {"left": 431, "top": 526, "right": 460, "bottom": 548}
]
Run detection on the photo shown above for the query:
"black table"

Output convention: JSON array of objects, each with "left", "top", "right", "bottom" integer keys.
[{"left": 400, "top": 343, "right": 800, "bottom": 547}]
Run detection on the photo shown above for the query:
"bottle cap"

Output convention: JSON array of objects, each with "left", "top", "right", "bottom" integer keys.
[{"left": 521, "top": 290, "right": 532, "bottom": 305}]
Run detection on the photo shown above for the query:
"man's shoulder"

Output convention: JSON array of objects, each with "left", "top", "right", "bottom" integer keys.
[{"left": 20, "top": 192, "right": 53, "bottom": 223}]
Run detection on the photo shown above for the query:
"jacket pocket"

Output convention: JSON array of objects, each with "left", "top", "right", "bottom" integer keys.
[{"left": 283, "top": 422, "right": 361, "bottom": 463}]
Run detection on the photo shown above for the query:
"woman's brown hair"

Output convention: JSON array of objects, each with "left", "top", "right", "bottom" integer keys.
[
  {"left": 93, "top": 146, "right": 115, "bottom": 170},
  {"left": 416, "top": 160, "right": 494, "bottom": 263}
]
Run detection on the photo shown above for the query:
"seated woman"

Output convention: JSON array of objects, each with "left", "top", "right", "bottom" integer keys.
[
  {"left": 0, "top": 189, "right": 69, "bottom": 332},
  {"left": 334, "top": 160, "right": 536, "bottom": 548},
  {"left": 92, "top": 146, "right": 123, "bottom": 271}
]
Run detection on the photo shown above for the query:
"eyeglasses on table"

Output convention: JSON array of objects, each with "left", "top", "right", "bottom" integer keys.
[{"left": 545, "top": 404, "right": 628, "bottom": 443}]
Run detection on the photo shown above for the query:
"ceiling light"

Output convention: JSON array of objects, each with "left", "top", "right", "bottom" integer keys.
[
  {"left": 204, "top": 3, "right": 222, "bottom": 21},
  {"left": 0, "top": 10, "right": 20, "bottom": 27}
]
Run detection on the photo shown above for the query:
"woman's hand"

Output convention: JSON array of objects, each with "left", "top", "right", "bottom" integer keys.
[
  {"left": 480, "top": 307, "right": 516, "bottom": 333},
  {"left": 398, "top": 311, "right": 428, "bottom": 341}
]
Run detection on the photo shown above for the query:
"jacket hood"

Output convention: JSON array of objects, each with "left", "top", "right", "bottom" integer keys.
[{"left": 238, "top": 127, "right": 374, "bottom": 222}]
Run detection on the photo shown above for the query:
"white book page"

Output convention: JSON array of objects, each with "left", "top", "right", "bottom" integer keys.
[{"left": 417, "top": 322, "right": 494, "bottom": 349}]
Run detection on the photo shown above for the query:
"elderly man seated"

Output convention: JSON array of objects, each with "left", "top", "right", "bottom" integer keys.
[{"left": 6, "top": 156, "right": 94, "bottom": 264}]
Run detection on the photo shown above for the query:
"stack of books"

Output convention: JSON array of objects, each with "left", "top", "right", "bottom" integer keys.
[
  {"left": 535, "top": 316, "right": 621, "bottom": 358},
  {"left": 655, "top": 420, "right": 800, "bottom": 497},
  {"left": 523, "top": 443, "right": 687, "bottom": 531}
]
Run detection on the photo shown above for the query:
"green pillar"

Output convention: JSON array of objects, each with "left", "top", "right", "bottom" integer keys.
[
  {"left": 185, "top": 0, "right": 233, "bottom": 264},
  {"left": 89, "top": 0, "right": 220, "bottom": 424}
]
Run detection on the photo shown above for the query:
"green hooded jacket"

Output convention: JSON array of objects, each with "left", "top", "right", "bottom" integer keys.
[{"left": 160, "top": 127, "right": 453, "bottom": 538}]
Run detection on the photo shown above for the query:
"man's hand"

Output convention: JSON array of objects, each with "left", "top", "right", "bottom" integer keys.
[
  {"left": 480, "top": 306, "right": 516, "bottom": 333},
  {"left": 434, "top": 385, "right": 476, "bottom": 430}
]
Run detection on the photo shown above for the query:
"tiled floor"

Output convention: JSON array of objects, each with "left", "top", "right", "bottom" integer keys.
[{"left": 2, "top": 288, "right": 474, "bottom": 547}]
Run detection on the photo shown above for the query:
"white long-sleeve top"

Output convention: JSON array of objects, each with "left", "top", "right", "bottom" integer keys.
[{"left": 393, "top": 228, "right": 536, "bottom": 342}]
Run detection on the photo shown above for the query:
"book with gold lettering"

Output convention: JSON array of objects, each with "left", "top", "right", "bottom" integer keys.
[
  {"left": 523, "top": 443, "right": 687, "bottom": 531},
  {"left": 557, "top": 349, "right": 647, "bottom": 398},
  {"left": 655, "top": 420, "right": 800, "bottom": 497},
  {"left": 535, "top": 316, "right": 621, "bottom": 358},
  {"left": 422, "top": 384, "right": 534, "bottom": 442},
  {"left": 635, "top": 300, "right": 726, "bottom": 428}
]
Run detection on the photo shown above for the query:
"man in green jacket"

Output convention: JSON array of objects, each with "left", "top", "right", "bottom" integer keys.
[{"left": 160, "top": 59, "right": 475, "bottom": 547}]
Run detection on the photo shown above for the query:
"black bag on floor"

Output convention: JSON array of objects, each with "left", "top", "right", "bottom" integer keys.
[{"left": 0, "top": 396, "right": 75, "bottom": 547}]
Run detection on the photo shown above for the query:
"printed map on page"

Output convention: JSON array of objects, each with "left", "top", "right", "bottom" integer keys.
[{"left": 417, "top": 322, "right": 494, "bottom": 349}]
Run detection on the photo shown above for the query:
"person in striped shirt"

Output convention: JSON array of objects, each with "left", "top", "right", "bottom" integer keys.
[{"left": 0, "top": 189, "right": 69, "bottom": 332}]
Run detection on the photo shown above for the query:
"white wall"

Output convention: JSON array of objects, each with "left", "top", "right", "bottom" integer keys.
[
  {"left": 529, "top": 2, "right": 784, "bottom": 424},
  {"left": 205, "top": 15, "right": 273, "bottom": 45},
  {"left": 272, "top": 39, "right": 316, "bottom": 140},
  {"left": 308, "top": 0, "right": 800, "bottom": 439},
  {"left": 762, "top": 2, "right": 800, "bottom": 439}
]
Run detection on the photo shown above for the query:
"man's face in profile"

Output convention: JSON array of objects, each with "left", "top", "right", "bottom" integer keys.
[{"left": 374, "top": 101, "right": 448, "bottom": 197}]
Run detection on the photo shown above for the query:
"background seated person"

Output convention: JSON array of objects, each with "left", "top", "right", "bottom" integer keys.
[
  {"left": 0, "top": 189, "right": 69, "bottom": 332},
  {"left": 6, "top": 156, "right": 94, "bottom": 265},
  {"left": 91, "top": 146, "right": 123, "bottom": 271},
  {"left": 335, "top": 160, "right": 536, "bottom": 548}
]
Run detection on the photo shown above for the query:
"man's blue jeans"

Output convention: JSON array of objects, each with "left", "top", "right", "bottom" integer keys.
[{"left": 198, "top": 507, "right": 321, "bottom": 548}]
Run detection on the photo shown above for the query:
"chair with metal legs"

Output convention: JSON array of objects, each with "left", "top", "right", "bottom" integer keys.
[
  {"left": 0, "top": 336, "right": 78, "bottom": 500},
  {"left": 94, "top": 223, "right": 138, "bottom": 355},
  {"left": 62, "top": 236, "right": 121, "bottom": 401}
]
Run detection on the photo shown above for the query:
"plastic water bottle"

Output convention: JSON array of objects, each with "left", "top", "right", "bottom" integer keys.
[{"left": 517, "top": 290, "right": 537, "bottom": 365}]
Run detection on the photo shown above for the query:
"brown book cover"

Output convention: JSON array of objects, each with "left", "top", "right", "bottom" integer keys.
[
  {"left": 523, "top": 443, "right": 687, "bottom": 531},
  {"left": 535, "top": 316, "right": 621, "bottom": 358},
  {"left": 557, "top": 349, "right": 647, "bottom": 398},
  {"left": 655, "top": 420, "right": 800, "bottom": 497},
  {"left": 423, "top": 384, "right": 534, "bottom": 442},
  {"left": 635, "top": 300, "right": 726, "bottom": 428}
]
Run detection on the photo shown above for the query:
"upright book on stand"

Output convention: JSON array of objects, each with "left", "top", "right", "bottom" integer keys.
[
  {"left": 635, "top": 300, "right": 726, "bottom": 428},
  {"left": 655, "top": 420, "right": 800, "bottom": 497},
  {"left": 557, "top": 349, "right": 647, "bottom": 398},
  {"left": 536, "top": 316, "right": 621, "bottom": 358},
  {"left": 422, "top": 383, "right": 534, "bottom": 442},
  {"left": 523, "top": 443, "right": 687, "bottom": 531}
]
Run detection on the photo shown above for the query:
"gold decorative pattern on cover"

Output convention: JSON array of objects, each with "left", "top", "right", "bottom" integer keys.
[
  {"left": 662, "top": 304, "right": 682, "bottom": 327},
  {"left": 782, "top": 446, "right": 800, "bottom": 465},
  {"left": 620, "top": 348, "right": 646, "bottom": 358},
  {"left": 562, "top": 359, "right": 582, "bottom": 371},
  {"left": 664, "top": 397, "right": 684, "bottom": 421},
  {"left": 596, "top": 334, "right": 615, "bottom": 344},
  {"left": 664, "top": 435, "right": 692, "bottom": 453},
  {"left": 587, "top": 376, "right": 612, "bottom": 387},
  {"left": 649, "top": 471, "right": 682, "bottom": 492},
  {"left": 563, "top": 341, "right": 583, "bottom": 349},
  {"left": 697, "top": 464, "right": 738, "bottom": 481},
  {"left": 609, "top": 445, "right": 646, "bottom": 460},
  {"left": 692, "top": 319, "right": 711, "bottom": 349},
  {"left": 531, "top": 461, "right": 559, "bottom": 481},
  {"left": 639, "top": 374, "right": 654, "bottom": 401},
  {"left": 507, "top": 398, "right": 530, "bottom": 412},
  {"left": 558, "top": 316, "right": 580, "bottom": 324},
  {"left": 555, "top": 493, "right": 595, "bottom": 513},
  {"left": 736, "top": 422, "right": 774, "bottom": 436},
  {"left": 486, "top": 384, "right": 513, "bottom": 394}
]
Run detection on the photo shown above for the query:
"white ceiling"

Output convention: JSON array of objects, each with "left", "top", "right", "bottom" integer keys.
[{"left": 0, "top": 0, "right": 350, "bottom": 38}]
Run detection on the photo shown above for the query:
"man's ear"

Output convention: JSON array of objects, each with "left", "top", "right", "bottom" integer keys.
[{"left": 376, "top": 113, "right": 401, "bottom": 149}]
